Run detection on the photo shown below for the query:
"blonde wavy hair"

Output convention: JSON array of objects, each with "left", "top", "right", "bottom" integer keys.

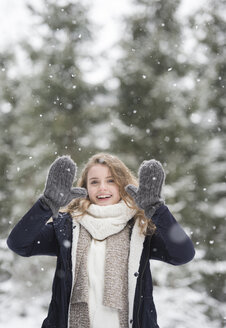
[{"left": 66, "top": 153, "right": 156, "bottom": 235}]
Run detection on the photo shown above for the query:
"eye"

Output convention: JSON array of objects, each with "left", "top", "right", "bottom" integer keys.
[
  {"left": 108, "top": 179, "right": 115, "bottom": 183},
  {"left": 90, "top": 180, "right": 98, "bottom": 185}
]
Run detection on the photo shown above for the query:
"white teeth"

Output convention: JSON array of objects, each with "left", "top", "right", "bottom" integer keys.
[{"left": 97, "top": 195, "right": 111, "bottom": 199}]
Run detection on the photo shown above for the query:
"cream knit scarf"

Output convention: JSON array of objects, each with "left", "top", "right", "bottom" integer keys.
[{"left": 78, "top": 200, "right": 136, "bottom": 240}]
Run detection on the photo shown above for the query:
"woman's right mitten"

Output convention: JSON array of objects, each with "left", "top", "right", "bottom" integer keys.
[{"left": 40, "top": 156, "right": 87, "bottom": 218}]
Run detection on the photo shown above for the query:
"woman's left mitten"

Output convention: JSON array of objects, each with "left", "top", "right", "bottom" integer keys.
[{"left": 125, "top": 159, "right": 165, "bottom": 218}]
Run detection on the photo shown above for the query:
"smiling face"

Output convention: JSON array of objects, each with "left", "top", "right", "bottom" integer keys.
[{"left": 87, "top": 164, "right": 121, "bottom": 206}]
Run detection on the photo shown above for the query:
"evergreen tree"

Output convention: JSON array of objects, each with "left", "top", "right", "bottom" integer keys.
[
  {"left": 111, "top": 0, "right": 225, "bottom": 325},
  {"left": 111, "top": 0, "right": 201, "bottom": 219},
  {"left": 0, "top": 51, "right": 19, "bottom": 236},
  {"left": 7, "top": 0, "right": 107, "bottom": 217},
  {"left": 110, "top": 0, "right": 200, "bottom": 172},
  {"left": 187, "top": 0, "right": 226, "bottom": 313}
]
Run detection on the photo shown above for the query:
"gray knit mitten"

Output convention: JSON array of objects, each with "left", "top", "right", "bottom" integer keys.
[
  {"left": 125, "top": 159, "right": 165, "bottom": 218},
  {"left": 40, "top": 156, "right": 87, "bottom": 218}
]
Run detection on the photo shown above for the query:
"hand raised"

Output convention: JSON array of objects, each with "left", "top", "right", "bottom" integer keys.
[
  {"left": 125, "top": 159, "right": 165, "bottom": 217},
  {"left": 41, "top": 156, "right": 87, "bottom": 218}
]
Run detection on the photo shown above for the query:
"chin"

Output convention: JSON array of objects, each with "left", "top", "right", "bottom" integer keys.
[
  {"left": 97, "top": 201, "right": 115, "bottom": 206},
  {"left": 96, "top": 199, "right": 118, "bottom": 206}
]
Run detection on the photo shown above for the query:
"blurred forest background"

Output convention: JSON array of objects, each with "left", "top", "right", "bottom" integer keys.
[{"left": 0, "top": 0, "right": 226, "bottom": 327}]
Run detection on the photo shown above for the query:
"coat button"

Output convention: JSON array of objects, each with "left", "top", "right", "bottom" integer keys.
[
  {"left": 134, "top": 272, "right": 139, "bottom": 277},
  {"left": 130, "top": 319, "right": 133, "bottom": 324}
]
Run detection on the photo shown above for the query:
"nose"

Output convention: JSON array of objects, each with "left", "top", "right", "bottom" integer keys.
[{"left": 99, "top": 181, "right": 107, "bottom": 190}]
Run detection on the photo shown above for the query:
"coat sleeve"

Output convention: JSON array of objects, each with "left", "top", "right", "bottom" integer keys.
[
  {"left": 7, "top": 199, "right": 59, "bottom": 257},
  {"left": 149, "top": 204, "right": 195, "bottom": 265}
]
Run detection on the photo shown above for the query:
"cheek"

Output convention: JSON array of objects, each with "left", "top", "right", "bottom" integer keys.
[
  {"left": 87, "top": 186, "right": 94, "bottom": 198},
  {"left": 113, "top": 186, "right": 121, "bottom": 199}
]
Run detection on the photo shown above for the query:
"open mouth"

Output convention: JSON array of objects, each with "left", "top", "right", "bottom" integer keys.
[{"left": 96, "top": 194, "right": 112, "bottom": 199}]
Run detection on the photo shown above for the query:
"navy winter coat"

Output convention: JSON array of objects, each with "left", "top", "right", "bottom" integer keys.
[{"left": 7, "top": 200, "right": 195, "bottom": 328}]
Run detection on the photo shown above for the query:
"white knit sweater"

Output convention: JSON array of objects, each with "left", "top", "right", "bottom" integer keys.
[{"left": 87, "top": 239, "right": 120, "bottom": 328}]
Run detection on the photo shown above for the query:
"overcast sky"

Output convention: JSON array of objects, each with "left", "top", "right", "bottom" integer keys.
[
  {"left": 0, "top": 0, "right": 206, "bottom": 83},
  {"left": 0, "top": 0, "right": 207, "bottom": 48},
  {"left": 0, "top": 0, "right": 132, "bottom": 48}
]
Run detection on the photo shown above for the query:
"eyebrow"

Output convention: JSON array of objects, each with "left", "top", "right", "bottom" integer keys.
[{"left": 89, "top": 175, "right": 113, "bottom": 181}]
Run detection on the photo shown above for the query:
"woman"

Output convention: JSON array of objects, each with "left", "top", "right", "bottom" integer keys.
[{"left": 7, "top": 153, "right": 195, "bottom": 328}]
